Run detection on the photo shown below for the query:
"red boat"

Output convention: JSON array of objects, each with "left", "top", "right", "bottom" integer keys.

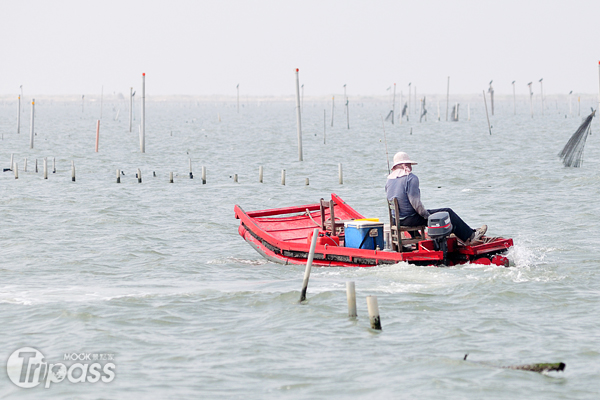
[{"left": 234, "top": 194, "right": 513, "bottom": 268}]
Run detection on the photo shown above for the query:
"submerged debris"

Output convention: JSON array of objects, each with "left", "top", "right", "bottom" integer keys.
[
  {"left": 559, "top": 110, "right": 596, "bottom": 167},
  {"left": 463, "top": 354, "right": 565, "bottom": 373}
]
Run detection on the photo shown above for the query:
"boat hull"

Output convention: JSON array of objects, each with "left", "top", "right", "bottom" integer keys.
[{"left": 235, "top": 194, "right": 513, "bottom": 268}]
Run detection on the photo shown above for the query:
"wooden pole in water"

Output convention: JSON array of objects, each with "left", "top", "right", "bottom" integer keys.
[
  {"left": 299, "top": 228, "right": 319, "bottom": 302},
  {"left": 414, "top": 86, "right": 417, "bottom": 115},
  {"left": 483, "top": 90, "right": 492, "bottom": 135},
  {"left": 100, "top": 85, "right": 103, "bottom": 119},
  {"left": 137, "top": 168, "right": 142, "bottom": 183},
  {"left": 259, "top": 166, "right": 263, "bottom": 183},
  {"left": 35, "top": 159, "right": 38, "bottom": 173},
  {"left": 323, "top": 109, "right": 326, "bottom": 144},
  {"left": 43, "top": 158, "right": 47, "bottom": 179},
  {"left": 29, "top": 99, "right": 35, "bottom": 149},
  {"left": 305, "top": 178, "right": 309, "bottom": 185},
  {"left": 52, "top": 157, "right": 56, "bottom": 173},
  {"left": 408, "top": 82, "right": 411, "bottom": 116},
  {"left": 391, "top": 83, "right": 396, "bottom": 124},
  {"left": 346, "top": 281, "right": 357, "bottom": 318},
  {"left": 141, "top": 73, "right": 146, "bottom": 153},
  {"left": 512, "top": 81, "right": 516, "bottom": 115},
  {"left": 489, "top": 80, "right": 494, "bottom": 116},
  {"left": 189, "top": 158, "right": 193, "bottom": 179},
  {"left": 17, "top": 95, "right": 21, "bottom": 133},
  {"left": 331, "top": 96, "right": 334, "bottom": 127},
  {"left": 10, "top": 154, "right": 14, "bottom": 171},
  {"left": 233, "top": 174, "right": 238, "bottom": 183},
  {"left": 24, "top": 158, "right": 27, "bottom": 172},
  {"left": 202, "top": 166, "right": 206, "bottom": 184},
  {"left": 295, "top": 69, "right": 303, "bottom": 161},
  {"left": 129, "top": 87, "right": 133, "bottom": 132},
  {"left": 539, "top": 78, "right": 544, "bottom": 116},
  {"left": 95, "top": 120, "right": 100, "bottom": 152},
  {"left": 399, "top": 90, "right": 403, "bottom": 124},
  {"left": 338, "top": 163, "right": 343, "bottom": 184},
  {"left": 446, "top": 77, "right": 450, "bottom": 121},
  {"left": 169, "top": 171, "right": 173, "bottom": 183},
  {"left": 366, "top": 296, "right": 382, "bottom": 330},
  {"left": 281, "top": 169, "right": 286, "bottom": 185},
  {"left": 346, "top": 98, "right": 350, "bottom": 129},
  {"left": 14, "top": 162, "right": 18, "bottom": 179},
  {"left": 71, "top": 161, "right": 76, "bottom": 182},
  {"left": 569, "top": 91, "right": 573, "bottom": 116},
  {"left": 527, "top": 82, "right": 533, "bottom": 118},
  {"left": 116, "top": 169, "right": 121, "bottom": 183}
]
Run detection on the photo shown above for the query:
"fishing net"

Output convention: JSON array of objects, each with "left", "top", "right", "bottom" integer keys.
[{"left": 558, "top": 110, "right": 595, "bottom": 167}]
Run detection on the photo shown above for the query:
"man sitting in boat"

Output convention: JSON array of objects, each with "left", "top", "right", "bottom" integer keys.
[{"left": 385, "top": 151, "right": 487, "bottom": 245}]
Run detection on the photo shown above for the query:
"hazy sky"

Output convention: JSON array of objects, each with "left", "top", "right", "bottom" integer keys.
[{"left": 2, "top": 0, "right": 599, "bottom": 97}]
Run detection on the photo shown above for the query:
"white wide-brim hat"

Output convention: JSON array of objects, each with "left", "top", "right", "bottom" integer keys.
[{"left": 392, "top": 151, "right": 417, "bottom": 167}]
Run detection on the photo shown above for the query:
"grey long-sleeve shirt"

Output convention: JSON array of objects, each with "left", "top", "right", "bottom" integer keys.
[{"left": 385, "top": 173, "right": 430, "bottom": 219}]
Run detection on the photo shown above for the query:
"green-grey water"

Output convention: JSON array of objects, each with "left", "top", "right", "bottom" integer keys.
[{"left": 0, "top": 97, "right": 599, "bottom": 399}]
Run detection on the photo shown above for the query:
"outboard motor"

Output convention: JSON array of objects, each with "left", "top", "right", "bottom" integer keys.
[{"left": 427, "top": 211, "right": 453, "bottom": 265}]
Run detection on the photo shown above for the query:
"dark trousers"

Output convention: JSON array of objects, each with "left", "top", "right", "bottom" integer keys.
[{"left": 400, "top": 208, "right": 474, "bottom": 242}]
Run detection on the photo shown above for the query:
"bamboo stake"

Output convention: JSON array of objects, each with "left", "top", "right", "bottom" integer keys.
[
  {"left": 14, "top": 162, "right": 18, "bottom": 179},
  {"left": 129, "top": 87, "right": 133, "bottom": 132},
  {"left": 367, "top": 296, "right": 382, "bottom": 330},
  {"left": 408, "top": 82, "right": 411, "bottom": 116},
  {"left": 95, "top": 120, "right": 100, "bottom": 152},
  {"left": 117, "top": 169, "right": 121, "bottom": 183},
  {"left": 299, "top": 228, "right": 319, "bottom": 302},
  {"left": 539, "top": 78, "right": 544, "bottom": 116},
  {"left": 483, "top": 90, "right": 492, "bottom": 135},
  {"left": 391, "top": 83, "right": 396, "bottom": 124},
  {"left": 512, "top": 81, "right": 516, "bottom": 115},
  {"left": 137, "top": 168, "right": 142, "bottom": 183},
  {"left": 43, "top": 158, "right": 47, "bottom": 179},
  {"left": 71, "top": 161, "right": 76, "bottom": 182},
  {"left": 29, "top": 99, "right": 35, "bottom": 149},
  {"left": 141, "top": 73, "right": 145, "bottom": 153},
  {"left": 346, "top": 282, "right": 357, "bottom": 318},
  {"left": 202, "top": 166, "right": 206, "bottom": 184},
  {"left": 259, "top": 166, "right": 263, "bottom": 183},
  {"left": 331, "top": 96, "right": 334, "bottom": 127},
  {"left": 17, "top": 95, "right": 21, "bottom": 133},
  {"left": 281, "top": 169, "right": 286, "bottom": 185},
  {"left": 295, "top": 69, "right": 303, "bottom": 161},
  {"left": 528, "top": 82, "right": 534, "bottom": 118},
  {"left": 323, "top": 109, "right": 326, "bottom": 144},
  {"left": 446, "top": 77, "right": 450, "bottom": 121}
]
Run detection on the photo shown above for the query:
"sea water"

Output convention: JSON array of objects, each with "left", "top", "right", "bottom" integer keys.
[{"left": 0, "top": 97, "right": 599, "bottom": 399}]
